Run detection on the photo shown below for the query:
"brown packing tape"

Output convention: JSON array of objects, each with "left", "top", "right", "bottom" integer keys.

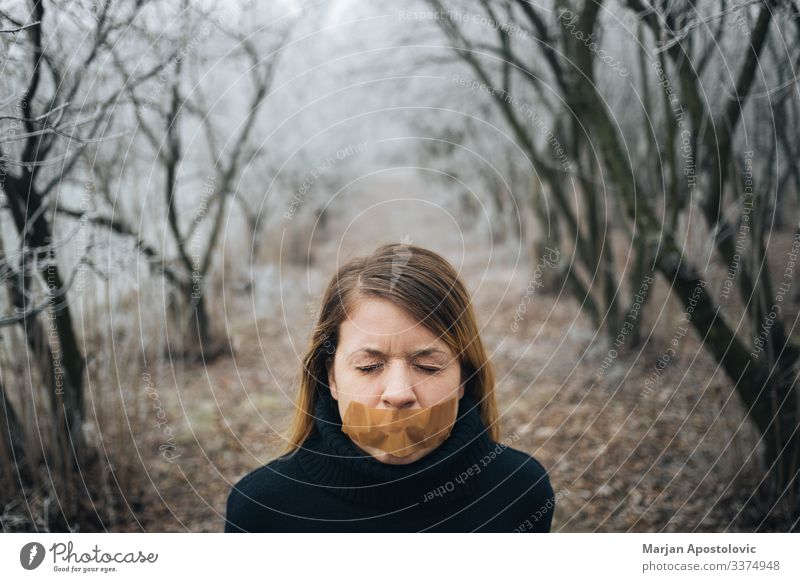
[{"left": 341, "top": 396, "right": 459, "bottom": 457}]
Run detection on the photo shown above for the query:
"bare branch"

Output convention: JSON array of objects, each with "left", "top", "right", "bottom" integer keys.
[{"left": 0, "top": 20, "right": 39, "bottom": 34}]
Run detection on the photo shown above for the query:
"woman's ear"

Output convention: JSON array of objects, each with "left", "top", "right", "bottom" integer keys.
[
  {"left": 458, "top": 383, "right": 465, "bottom": 399},
  {"left": 326, "top": 357, "right": 338, "bottom": 400}
]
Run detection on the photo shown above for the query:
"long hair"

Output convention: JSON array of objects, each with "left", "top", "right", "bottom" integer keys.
[{"left": 281, "top": 243, "right": 500, "bottom": 454}]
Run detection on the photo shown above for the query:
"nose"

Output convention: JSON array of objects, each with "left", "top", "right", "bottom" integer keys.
[{"left": 380, "top": 359, "right": 417, "bottom": 409}]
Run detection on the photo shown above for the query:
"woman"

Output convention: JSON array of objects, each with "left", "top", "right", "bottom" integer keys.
[{"left": 225, "top": 243, "right": 554, "bottom": 532}]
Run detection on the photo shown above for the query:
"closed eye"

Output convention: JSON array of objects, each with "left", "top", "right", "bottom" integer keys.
[
  {"left": 356, "top": 363, "right": 442, "bottom": 374},
  {"left": 356, "top": 364, "right": 382, "bottom": 374},
  {"left": 415, "top": 365, "right": 442, "bottom": 373}
]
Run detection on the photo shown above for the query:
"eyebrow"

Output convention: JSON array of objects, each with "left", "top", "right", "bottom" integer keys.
[{"left": 346, "top": 347, "right": 449, "bottom": 362}]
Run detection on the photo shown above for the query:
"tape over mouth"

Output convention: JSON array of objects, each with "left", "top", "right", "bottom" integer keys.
[{"left": 341, "top": 396, "right": 459, "bottom": 457}]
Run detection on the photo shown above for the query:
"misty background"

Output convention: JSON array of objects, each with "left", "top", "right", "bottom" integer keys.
[{"left": 1, "top": 0, "right": 799, "bottom": 532}]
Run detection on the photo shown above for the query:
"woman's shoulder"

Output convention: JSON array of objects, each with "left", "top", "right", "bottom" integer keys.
[
  {"left": 483, "top": 439, "right": 550, "bottom": 474},
  {"left": 482, "top": 441, "right": 555, "bottom": 501},
  {"left": 224, "top": 452, "right": 305, "bottom": 532},
  {"left": 479, "top": 441, "right": 557, "bottom": 531},
  {"left": 230, "top": 451, "right": 300, "bottom": 492}
]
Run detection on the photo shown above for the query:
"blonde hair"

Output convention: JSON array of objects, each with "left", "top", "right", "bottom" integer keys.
[{"left": 282, "top": 243, "right": 500, "bottom": 454}]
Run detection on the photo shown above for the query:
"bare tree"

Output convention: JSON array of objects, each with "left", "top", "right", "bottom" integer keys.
[
  {"left": 428, "top": 0, "right": 800, "bottom": 528},
  {"left": 102, "top": 2, "right": 298, "bottom": 359},
  {"left": 0, "top": 0, "right": 169, "bottom": 528}
]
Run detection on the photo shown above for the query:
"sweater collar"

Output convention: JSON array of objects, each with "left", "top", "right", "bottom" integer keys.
[{"left": 295, "top": 388, "right": 494, "bottom": 510}]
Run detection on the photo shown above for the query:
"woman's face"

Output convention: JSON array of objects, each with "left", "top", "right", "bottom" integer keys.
[{"left": 326, "top": 297, "right": 464, "bottom": 465}]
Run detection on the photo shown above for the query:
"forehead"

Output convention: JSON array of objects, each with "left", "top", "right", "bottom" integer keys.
[{"left": 338, "top": 297, "right": 452, "bottom": 354}]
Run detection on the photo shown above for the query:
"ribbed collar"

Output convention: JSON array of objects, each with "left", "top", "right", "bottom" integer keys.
[{"left": 295, "top": 388, "right": 494, "bottom": 510}]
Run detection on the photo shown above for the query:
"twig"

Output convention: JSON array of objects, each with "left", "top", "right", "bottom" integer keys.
[{"left": 0, "top": 20, "right": 40, "bottom": 34}]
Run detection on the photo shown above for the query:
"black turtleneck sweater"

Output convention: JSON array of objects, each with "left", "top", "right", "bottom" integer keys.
[{"left": 224, "top": 389, "right": 555, "bottom": 532}]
